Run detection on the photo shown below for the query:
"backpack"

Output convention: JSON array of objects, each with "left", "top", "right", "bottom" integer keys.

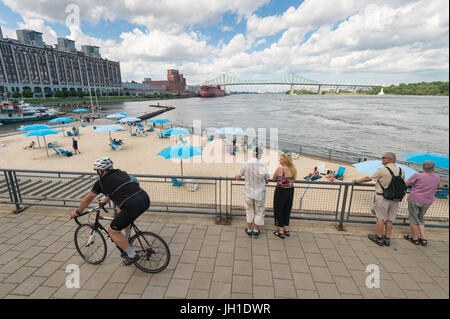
[{"left": 380, "top": 167, "right": 407, "bottom": 202}]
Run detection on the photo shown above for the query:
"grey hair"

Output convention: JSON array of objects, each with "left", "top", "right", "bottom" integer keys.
[
  {"left": 422, "top": 161, "right": 435, "bottom": 173},
  {"left": 384, "top": 152, "right": 396, "bottom": 162}
]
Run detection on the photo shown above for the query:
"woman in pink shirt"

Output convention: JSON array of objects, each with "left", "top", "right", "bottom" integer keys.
[{"left": 404, "top": 161, "right": 440, "bottom": 246}]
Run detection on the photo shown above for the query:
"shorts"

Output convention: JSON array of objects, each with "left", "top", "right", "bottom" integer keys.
[
  {"left": 244, "top": 197, "right": 265, "bottom": 226},
  {"left": 408, "top": 199, "right": 430, "bottom": 226},
  {"left": 371, "top": 194, "right": 399, "bottom": 222},
  {"left": 110, "top": 191, "right": 150, "bottom": 230}
]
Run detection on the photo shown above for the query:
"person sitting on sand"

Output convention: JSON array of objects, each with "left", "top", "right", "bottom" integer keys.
[
  {"left": 325, "top": 170, "right": 336, "bottom": 182},
  {"left": 113, "top": 138, "right": 123, "bottom": 145},
  {"left": 305, "top": 167, "right": 320, "bottom": 180},
  {"left": 24, "top": 141, "right": 35, "bottom": 150}
]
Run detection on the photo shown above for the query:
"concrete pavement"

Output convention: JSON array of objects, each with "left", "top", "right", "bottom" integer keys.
[{"left": 0, "top": 207, "right": 448, "bottom": 299}]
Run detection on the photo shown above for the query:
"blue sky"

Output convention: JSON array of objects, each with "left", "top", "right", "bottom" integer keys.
[{"left": 0, "top": 0, "right": 448, "bottom": 87}]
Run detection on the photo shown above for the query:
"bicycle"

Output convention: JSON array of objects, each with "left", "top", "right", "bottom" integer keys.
[{"left": 73, "top": 204, "right": 170, "bottom": 273}]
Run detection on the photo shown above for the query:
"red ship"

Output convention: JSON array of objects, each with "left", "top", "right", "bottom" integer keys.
[{"left": 200, "top": 85, "right": 225, "bottom": 97}]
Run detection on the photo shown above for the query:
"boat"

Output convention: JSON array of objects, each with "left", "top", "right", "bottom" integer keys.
[
  {"left": 0, "top": 100, "right": 58, "bottom": 124},
  {"left": 377, "top": 87, "right": 385, "bottom": 95},
  {"left": 200, "top": 85, "right": 225, "bottom": 97}
]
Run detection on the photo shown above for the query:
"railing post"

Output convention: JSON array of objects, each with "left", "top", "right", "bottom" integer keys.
[
  {"left": 8, "top": 171, "right": 25, "bottom": 214},
  {"left": 336, "top": 184, "right": 349, "bottom": 231}
]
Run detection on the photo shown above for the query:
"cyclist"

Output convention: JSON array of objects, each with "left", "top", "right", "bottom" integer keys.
[{"left": 70, "top": 157, "right": 150, "bottom": 265}]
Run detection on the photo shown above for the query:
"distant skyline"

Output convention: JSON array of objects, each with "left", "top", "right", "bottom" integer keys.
[{"left": 0, "top": 0, "right": 448, "bottom": 89}]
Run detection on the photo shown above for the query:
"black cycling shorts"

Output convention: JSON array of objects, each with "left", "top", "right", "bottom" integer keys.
[{"left": 110, "top": 191, "right": 150, "bottom": 230}]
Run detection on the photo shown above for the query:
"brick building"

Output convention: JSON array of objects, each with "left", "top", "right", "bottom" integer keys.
[{"left": 143, "top": 69, "right": 186, "bottom": 93}]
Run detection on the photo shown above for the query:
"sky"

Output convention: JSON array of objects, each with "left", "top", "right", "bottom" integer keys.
[{"left": 0, "top": 0, "right": 448, "bottom": 89}]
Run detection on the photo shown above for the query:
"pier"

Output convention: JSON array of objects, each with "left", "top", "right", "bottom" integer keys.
[{"left": 139, "top": 104, "right": 175, "bottom": 121}]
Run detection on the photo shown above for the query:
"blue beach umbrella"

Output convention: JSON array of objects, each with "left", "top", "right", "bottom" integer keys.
[
  {"left": 118, "top": 117, "right": 142, "bottom": 123},
  {"left": 402, "top": 152, "right": 449, "bottom": 169},
  {"left": 118, "top": 112, "right": 128, "bottom": 116},
  {"left": 72, "top": 109, "right": 88, "bottom": 113},
  {"left": 353, "top": 160, "right": 418, "bottom": 180},
  {"left": 18, "top": 124, "right": 52, "bottom": 147},
  {"left": 149, "top": 118, "right": 170, "bottom": 124},
  {"left": 162, "top": 127, "right": 190, "bottom": 136},
  {"left": 23, "top": 129, "right": 62, "bottom": 157},
  {"left": 94, "top": 125, "right": 124, "bottom": 140},
  {"left": 149, "top": 118, "right": 171, "bottom": 129},
  {"left": 106, "top": 113, "right": 126, "bottom": 119},
  {"left": 18, "top": 124, "right": 52, "bottom": 131},
  {"left": 48, "top": 117, "right": 74, "bottom": 123},
  {"left": 157, "top": 144, "right": 203, "bottom": 176},
  {"left": 216, "top": 127, "right": 244, "bottom": 135}
]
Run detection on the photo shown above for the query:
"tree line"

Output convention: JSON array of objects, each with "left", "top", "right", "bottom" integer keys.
[{"left": 359, "top": 81, "right": 449, "bottom": 96}]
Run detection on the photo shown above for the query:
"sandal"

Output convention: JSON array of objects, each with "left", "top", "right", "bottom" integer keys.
[
  {"left": 273, "top": 231, "right": 285, "bottom": 239},
  {"left": 419, "top": 238, "right": 428, "bottom": 246},
  {"left": 284, "top": 230, "right": 290, "bottom": 237},
  {"left": 404, "top": 234, "right": 420, "bottom": 245}
]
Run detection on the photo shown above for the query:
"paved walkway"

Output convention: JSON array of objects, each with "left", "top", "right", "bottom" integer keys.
[{"left": 0, "top": 210, "right": 448, "bottom": 299}]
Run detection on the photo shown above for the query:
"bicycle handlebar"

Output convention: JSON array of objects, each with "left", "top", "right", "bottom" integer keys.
[{"left": 73, "top": 204, "right": 109, "bottom": 226}]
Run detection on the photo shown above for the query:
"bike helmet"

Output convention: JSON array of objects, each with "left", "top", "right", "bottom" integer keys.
[{"left": 93, "top": 157, "right": 113, "bottom": 170}]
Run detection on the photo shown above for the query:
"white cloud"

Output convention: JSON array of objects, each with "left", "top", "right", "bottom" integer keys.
[
  {"left": 1, "top": 0, "right": 448, "bottom": 86},
  {"left": 2, "top": 0, "right": 269, "bottom": 29},
  {"left": 220, "top": 25, "right": 234, "bottom": 32}
]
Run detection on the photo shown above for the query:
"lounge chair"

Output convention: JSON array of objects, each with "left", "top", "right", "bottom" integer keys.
[
  {"left": 334, "top": 166, "right": 346, "bottom": 180},
  {"left": 67, "top": 131, "right": 73, "bottom": 137},
  {"left": 51, "top": 147, "right": 61, "bottom": 155},
  {"left": 435, "top": 188, "right": 449, "bottom": 199},
  {"left": 317, "top": 162, "right": 327, "bottom": 175},
  {"left": 171, "top": 178, "right": 183, "bottom": 186},
  {"left": 58, "top": 148, "right": 73, "bottom": 157},
  {"left": 109, "top": 143, "right": 121, "bottom": 150},
  {"left": 147, "top": 127, "right": 154, "bottom": 133},
  {"left": 207, "top": 136, "right": 214, "bottom": 141},
  {"left": 248, "top": 144, "right": 253, "bottom": 149},
  {"left": 304, "top": 175, "right": 321, "bottom": 181}
]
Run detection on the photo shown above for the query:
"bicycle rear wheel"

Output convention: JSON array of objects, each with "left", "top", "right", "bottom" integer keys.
[
  {"left": 74, "top": 224, "right": 107, "bottom": 264},
  {"left": 130, "top": 231, "right": 170, "bottom": 273}
]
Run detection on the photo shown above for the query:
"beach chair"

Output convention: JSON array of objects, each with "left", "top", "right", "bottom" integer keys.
[
  {"left": 109, "top": 143, "right": 121, "bottom": 150},
  {"left": 318, "top": 162, "right": 327, "bottom": 175},
  {"left": 51, "top": 147, "right": 61, "bottom": 155},
  {"left": 67, "top": 131, "right": 73, "bottom": 137},
  {"left": 59, "top": 149, "right": 73, "bottom": 157},
  {"left": 207, "top": 136, "right": 214, "bottom": 141},
  {"left": 435, "top": 188, "right": 449, "bottom": 199},
  {"left": 334, "top": 166, "right": 346, "bottom": 180},
  {"left": 147, "top": 127, "right": 154, "bottom": 133},
  {"left": 171, "top": 178, "right": 183, "bottom": 187},
  {"left": 129, "top": 130, "right": 137, "bottom": 136},
  {"left": 248, "top": 144, "right": 253, "bottom": 149},
  {"left": 180, "top": 138, "right": 187, "bottom": 144}
]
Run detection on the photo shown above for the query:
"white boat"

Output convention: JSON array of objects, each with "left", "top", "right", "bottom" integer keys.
[{"left": 0, "top": 100, "right": 58, "bottom": 124}]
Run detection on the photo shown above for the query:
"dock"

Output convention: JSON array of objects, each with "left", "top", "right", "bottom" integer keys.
[{"left": 138, "top": 104, "right": 175, "bottom": 121}]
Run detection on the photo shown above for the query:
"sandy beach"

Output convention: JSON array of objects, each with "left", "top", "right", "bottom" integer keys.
[{"left": 0, "top": 120, "right": 365, "bottom": 181}]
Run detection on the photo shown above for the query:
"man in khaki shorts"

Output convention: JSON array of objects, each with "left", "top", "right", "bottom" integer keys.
[{"left": 354, "top": 153, "right": 405, "bottom": 246}]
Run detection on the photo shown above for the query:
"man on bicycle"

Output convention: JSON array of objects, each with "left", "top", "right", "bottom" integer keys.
[{"left": 70, "top": 157, "right": 150, "bottom": 265}]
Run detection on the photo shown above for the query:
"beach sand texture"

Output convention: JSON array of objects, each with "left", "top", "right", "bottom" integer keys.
[{"left": 0, "top": 122, "right": 447, "bottom": 222}]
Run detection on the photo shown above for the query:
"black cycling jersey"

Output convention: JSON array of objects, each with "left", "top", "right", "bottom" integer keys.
[{"left": 91, "top": 169, "right": 143, "bottom": 208}]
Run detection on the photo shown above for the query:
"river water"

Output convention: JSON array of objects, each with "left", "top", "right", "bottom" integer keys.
[{"left": 1, "top": 94, "right": 449, "bottom": 161}]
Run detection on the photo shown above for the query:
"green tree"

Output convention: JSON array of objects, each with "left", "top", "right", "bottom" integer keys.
[
  {"left": 12, "top": 92, "right": 22, "bottom": 98},
  {"left": 22, "top": 89, "right": 33, "bottom": 98}
]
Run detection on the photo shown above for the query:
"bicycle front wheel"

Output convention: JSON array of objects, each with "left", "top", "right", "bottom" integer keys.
[
  {"left": 74, "top": 224, "right": 107, "bottom": 265},
  {"left": 130, "top": 231, "right": 170, "bottom": 273}
]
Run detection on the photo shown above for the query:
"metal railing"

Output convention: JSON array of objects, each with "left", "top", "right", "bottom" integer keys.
[{"left": 0, "top": 168, "right": 448, "bottom": 228}]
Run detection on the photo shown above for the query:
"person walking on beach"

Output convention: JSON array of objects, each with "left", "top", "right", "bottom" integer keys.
[
  {"left": 404, "top": 161, "right": 440, "bottom": 246},
  {"left": 272, "top": 154, "right": 297, "bottom": 238},
  {"left": 236, "top": 147, "right": 269, "bottom": 238},
  {"left": 69, "top": 158, "right": 150, "bottom": 265},
  {"left": 353, "top": 152, "right": 405, "bottom": 246},
  {"left": 72, "top": 138, "right": 80, "bottom": 154}
]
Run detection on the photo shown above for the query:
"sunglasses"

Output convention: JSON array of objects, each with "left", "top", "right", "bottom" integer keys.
[{"left": 381, "top": 156, "right": 391, "bottom": 160}]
